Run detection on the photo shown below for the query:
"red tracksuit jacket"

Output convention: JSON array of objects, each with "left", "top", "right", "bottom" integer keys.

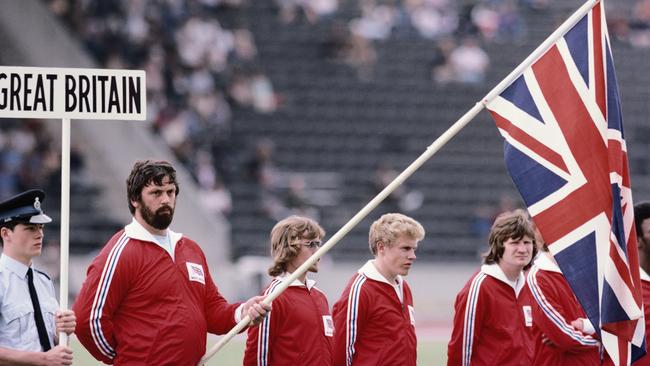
[
  {"left": 447, "top": 263, "right": 535, "bottom": 366},
  {"left": 633, "top": 269, "right": 650, "bottom": 365},
  {"left": 73, "top": 220, "right": 239, "bottom": 365},
  {"left": 243, "top": 276, "right": 334, "bottom": 365},
  {"left": 527, "top": 255, "right": 600, "bottom": 365},
  {"left": 332, "top": 260, "right": 416, "bottom": 366}
]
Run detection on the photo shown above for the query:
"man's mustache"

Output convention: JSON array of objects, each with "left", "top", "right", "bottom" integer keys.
[{"left": 156, "top": 206, "right": 173, "bottom": 215}]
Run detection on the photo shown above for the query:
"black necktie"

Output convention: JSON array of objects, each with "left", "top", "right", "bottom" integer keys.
[{"left": 27, "top": 268, "right": 52, "bottom": 351}]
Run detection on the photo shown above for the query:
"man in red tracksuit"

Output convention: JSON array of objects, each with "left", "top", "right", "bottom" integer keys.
[
  {"left": 634, "top": 201, "right": 650, "bottom": 366},
  {"left": 527, "top": 244, "right": 600, "bottom": 365},
  {"left": 244, "top": 215, "right": 333, "bottom": 365},
  {"left": 332, "top": 213, "right": 425, "bottom": 366},
  {"left": 447, "top": 209, "right": 537, "bottom": 366},
  {"left": 73, "top": 160, "right": 270, "bottom": 365}
]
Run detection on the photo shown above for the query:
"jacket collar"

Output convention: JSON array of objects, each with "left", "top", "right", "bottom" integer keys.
[
  {"left": 0, "top": 253, "right": 30, "bottom": 278},
  {"left": 533, "top": 253, "right": 562, "bottom": 273},
  {"left": 481, "top": 263, "right": 526, "bottom": 295},
  {"left": 125, "top": 218, "right": 183, "bottom": 246},
  {"left": 358, "top": 260, "right": 404, "bottom": 287},
  {"left": 275, "top": 274, "right": 316, "bottom": 290}
]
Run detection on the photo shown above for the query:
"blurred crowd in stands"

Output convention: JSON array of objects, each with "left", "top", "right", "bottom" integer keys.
[
  {"left": 37, "top": 0, "right": 650, "bottom": 234},
  {"left": 319, "top": 0, "right": 536, "bottom": 84},
  {"left": 0, "top": 118, "right": 91, "bottom": 275},
  {"left": 608, "top": 0, "right": 650, "bottom": 48},
  {"left": 44, "top": 0, "right": 282, "bottom": 218},
  {"left": 0, "top": 120, "right": 63, "bottom": 200},
  {"left": 247, "top": 138, "right": 322, "bottom": 221},
  {"left": 39, "top": 0, "right": 532, "bottom": 220}
]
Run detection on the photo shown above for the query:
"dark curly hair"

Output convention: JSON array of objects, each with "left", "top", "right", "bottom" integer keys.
[{"left": 126, "top": 160, "right": 179, "bottom": 215}]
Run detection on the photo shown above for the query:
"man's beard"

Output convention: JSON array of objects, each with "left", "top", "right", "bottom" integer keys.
[{"left": 141, "top": 202, "right": 174, "bottom": 230}]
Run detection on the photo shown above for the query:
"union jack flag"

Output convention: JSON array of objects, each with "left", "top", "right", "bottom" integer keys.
[
  {"left": 485, "top": 1, "right": 645, "bottom": 364},
  {"left": 191, "top": 265, "right": 204, "bottom": 277}
]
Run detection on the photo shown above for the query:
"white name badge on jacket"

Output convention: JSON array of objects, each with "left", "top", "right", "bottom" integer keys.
[
  {"left": 523, "top": 305, "right": 533, "bottom": 327},
  {"left": 186, "top": 262, "right": 206, "bottom": 285},
  {"left": 408, "top": 305, "right": 415, "bottom": 326},
  {"left": 322, "top": 315, "right": 334, "bottom": 337}
]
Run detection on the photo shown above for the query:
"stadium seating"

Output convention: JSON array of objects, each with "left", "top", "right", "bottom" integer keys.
[
  {"left": 225, "top": 0, "right": 650, "bottom": 260},
  {"left": 15, "top": 0, "right": 650, "bottom": 262}
]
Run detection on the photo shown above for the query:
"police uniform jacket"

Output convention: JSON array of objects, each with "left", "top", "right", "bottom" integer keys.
[{"left": 0, "top": 254, "right": 58, "bottom": 351}]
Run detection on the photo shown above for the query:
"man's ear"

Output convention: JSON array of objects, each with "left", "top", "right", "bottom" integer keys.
[
  {"left": 0, "top": 227, "right": 10, "bottom": 242},
  {"left": 376, "top": 241, "right": 385, "bottom": 254}
]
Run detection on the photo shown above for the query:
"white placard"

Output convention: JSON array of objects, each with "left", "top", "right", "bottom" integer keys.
[{"left": 0, "top": 66, "right": 146, "bottom": 120}]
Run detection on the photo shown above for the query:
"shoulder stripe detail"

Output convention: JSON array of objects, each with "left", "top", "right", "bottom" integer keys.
[
  {"left": 527, "top": 267, "right": 599, "bottom": 346},
  {"left": 34, "top": 269, "right": 51, "bottom": 280},
  {"left": 312, "top": 286, "right": 326, "bottom": 296},
  {"left": 257, "top": 279, "right": 282, "bottom": 366},
  {"left": 462, "top": 272, "right": 487, "bottom": 366},
  {"left": 89, "top": 233, "right": 129, "bottom": 359},
  {"left": 346, "top": 274, "right": 367, "bottom": 366}
]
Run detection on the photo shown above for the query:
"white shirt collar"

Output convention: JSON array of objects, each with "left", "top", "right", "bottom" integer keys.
[
  {"left": 0, "top": 253, "right": 30, "bottom": 278},
  {"left": 641, "top": 267, "right": 650, "bottom": 282},
  {"left": 275, "top": 274, "right": 316, "bottom": 290},
  {"left": 358, "top": 260, "right": 404, "bottom": 286},
  {"left": 533, "top": 253, "right": 562, "bottom": 273},
  {"left": 125, "top": 218, "right": 182, "bottom": 247},
  {"left": 358, "top": 260, "right": 404, "bottom": 302},
  {"left": 481, "top": 263, "right": 526, "bottom": 296}
]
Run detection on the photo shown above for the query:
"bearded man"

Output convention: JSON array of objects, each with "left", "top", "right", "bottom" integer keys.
[{"left": 73, "top": 160, "right": 270, "bottom": 365}]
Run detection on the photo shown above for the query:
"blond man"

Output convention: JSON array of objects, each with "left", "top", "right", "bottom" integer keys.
[{"left": 332, "top": 213, "right": 425, "bottom": 366}]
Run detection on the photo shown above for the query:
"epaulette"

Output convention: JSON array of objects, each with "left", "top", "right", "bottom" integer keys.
[{"left": 34, "top": 268, "right": 51, "bottom": 281}]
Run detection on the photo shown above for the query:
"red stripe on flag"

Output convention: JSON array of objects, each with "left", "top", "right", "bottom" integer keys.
[
  {"left": 624, "top": 208, "right": 643, "bottom": 305},
  {"left": 608, "top": 237, "right": 638, "bottom": 307},
  {"left": 492, "top": 111, "right": 570, "bottom": 174},
  {"left": 593, "top": 3, "right": 607, "bottom": 118},
  {"left": 619, "top": 336, "right": 629, "bottom": 365},
  {"left": 622, "top": 155, "right": 631, "bottom": 188},
  {"left": 608, "top": 139, "right": 624, "bottom": 179},
  {"left": 603, "top": 319, "right": 638, "bottom": 345},
  {"left": 530, "top": 45, "right": 611, "bottom": 244}
]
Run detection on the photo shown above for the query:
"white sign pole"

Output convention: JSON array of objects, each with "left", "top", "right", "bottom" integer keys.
[
  {"left": 0, "top": 65, "right": 146, "bottom": 346},
  {"left": 58, "top": 117, "right": 71, "bottom": 345}
]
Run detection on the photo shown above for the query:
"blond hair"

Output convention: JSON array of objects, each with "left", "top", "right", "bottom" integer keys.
[
  {"left": 368, "top": 213, "right": 425, "bottom": 255},
  {"left": 268, "top": 216, "right": 325, "bottom": 276}
]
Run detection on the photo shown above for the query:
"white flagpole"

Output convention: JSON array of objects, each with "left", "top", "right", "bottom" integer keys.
[
  {"left": 198, "top": 100, "right": 485, "bottom": 365},
  {"left": 199, "top": 0, "right": 600, "bottom": 363},
  {"left": 59, "top": 117, "right": 71, "bottom": 346}
]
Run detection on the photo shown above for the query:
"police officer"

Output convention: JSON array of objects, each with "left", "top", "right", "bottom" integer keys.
[{"left": 0, "top": 189, "right": 76, "bottom": 366}]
